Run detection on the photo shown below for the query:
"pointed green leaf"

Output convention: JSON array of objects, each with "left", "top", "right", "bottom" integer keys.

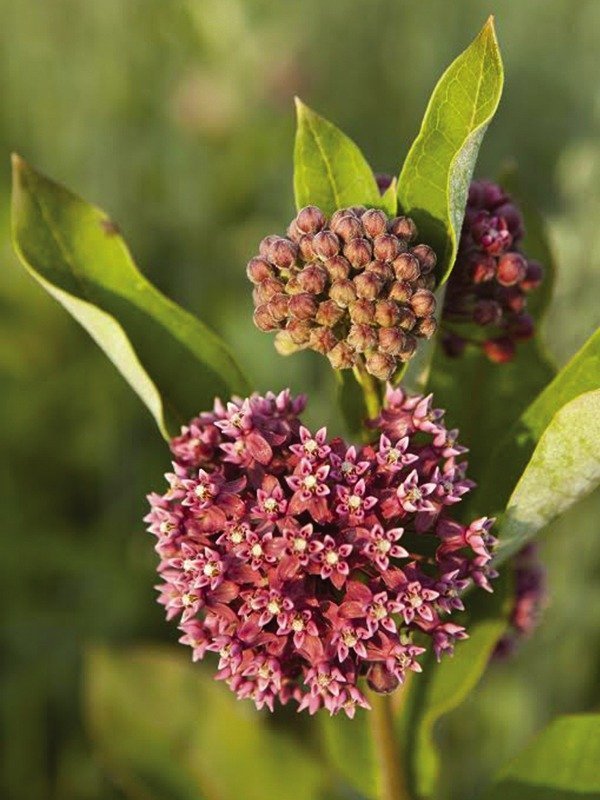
[
  {"left": 11, "top": 156, "right": 250, "bottom": 439},
  {"left": 86, "top": 646, "right": 324, "bottom": 800},
  {"left": 293, "top": 99, "right": 385, "bottom": 215},
  {"left": 495, "top": 389, "right": 600, "bottom": 564},
  {"left": 483, "top": 714, "right": 600, "bottom": 799},
  {"left": 398, "top": 18, "right": 504, "bottom": 282}
]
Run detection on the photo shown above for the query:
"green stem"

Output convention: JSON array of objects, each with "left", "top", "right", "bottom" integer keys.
[
  {"left": 368, "top": 691, "right": 412, "bottom": 800},
  {"left": 352, "top": 363, "right": 382, "bottom": 420}
]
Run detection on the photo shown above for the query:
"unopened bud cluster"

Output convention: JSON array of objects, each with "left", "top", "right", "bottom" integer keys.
[
  {"left": 248, "top": 205, "right": 438, "bottom": 380},
  {"left": 442, "top": 180, "right": 544, "bottom": 363}
]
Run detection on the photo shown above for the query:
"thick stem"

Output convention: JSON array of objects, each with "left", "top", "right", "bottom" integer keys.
[
  {"left": 352, "top": 363, "right": 382, "bottom": 420},
  {"left": 368, "top": 691, "right": 412, "bottom": 800}
]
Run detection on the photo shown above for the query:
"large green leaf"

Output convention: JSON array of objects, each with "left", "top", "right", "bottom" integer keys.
[
  {"left": 11, "top": 155, "right": 250, "bottom": 439},
  {"left": 399, "top": 573, "right": 511, "bottom": 799},
  {"left": 397, "top": 17, "right": 504, "bottom": 283},
  {"left": 483, "top": 714, "right": 600, "bottom": 799},
  {"left": 293, "top": 99, "right": 386, "bottom": 216},
  {"left": 494, "top": 389, "right": 600, "bottom": 564},
  {"left": 320, "top": 712, "right": 377, "bottom": 799},
  {"left": 86, "top": 646, "right": 324, "bottom": 800}
]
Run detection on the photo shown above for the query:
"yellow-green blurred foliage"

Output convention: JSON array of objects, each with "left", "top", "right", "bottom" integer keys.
[{"left": 1, "top": 1, "right": 598, "bottom": 798}]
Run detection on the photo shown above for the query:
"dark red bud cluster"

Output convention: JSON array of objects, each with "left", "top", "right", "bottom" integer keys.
[
  {"left": 442, "top": 180, "right": 544, "bottom": 363},
  {"left": 248, "top": 205, "right": 438, "bottom": 380}
]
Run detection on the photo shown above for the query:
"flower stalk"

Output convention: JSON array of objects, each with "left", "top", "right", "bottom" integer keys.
[{"left": 368, "top": 690, "right": 411, "bottom": 800}]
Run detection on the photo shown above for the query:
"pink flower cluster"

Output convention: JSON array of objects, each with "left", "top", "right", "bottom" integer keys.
[{"left": 145, "top": 388, "right": 496, "bottom": 716}]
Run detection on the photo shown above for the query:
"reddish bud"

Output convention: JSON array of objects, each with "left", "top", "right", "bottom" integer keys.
[
  {"left": 366, "top": 260, "right": 394, "bottom": 282},
  {"left": 286, "top": 318, "right": 312, "bottom": 344},
  {"left": 375, "top": 299, "right": 400, "bottom": 327},
  {"left": 373, "top": 234, "right": 400, "bottom": 262},
  {"left": 324, "top": 255, "right": 351, "bottom": 280},
  {"left": 392, "top": 253, "right": 421, "bottom": 282},
  {"left": 411, "top": 244, "right": 437, "bottom": 275},
  {"left": 259, "top": 234, "right": 280, "bottom": 258},
  {"left": 389, "top": 216, "right": 418, "bottom": 241},
  {"left": 365, "top": 351, "right": 396, "bottom": 380},
  {"left": 253, "top": 304, "right": 279, "bottom": 332},
  {"left": 410, "top": 289, "right": 436, "bottom": 317},
  {"left": 316, "top": 299, "right": 345, "bottom": 327},
  {"left": 367, "top": 663, "right": 400, "bottom": 694},
  {"left": 471, "top": 254, "right": 497, "bottom": 283},
  {"left": 521, "top": 260, "right": 544, "bottom": 292},
  {"left": 349, "top": 298, "right": 376, "bottom": 324},
  {"left": 289, "top": 293, "right": 318, "bottom": 320},
  {"left": 246, "top": 257, "right": 274, "bottom": 284},
  {"left": 347, "top": 323, "right": 378, "bottom": 353},
  {"left": 388, "top": 281, "right": 413, "bottom": 303},
  {"left": 497, "top": 252, "right": 527, "bottom": 286},
  {"left": 398, "top": 333, "right": 417, "bottom": 360},
  {"left": 483, "top": 336, "right": 516, "bottom": 363},
  {"left": 298, "top": 264, "right": 328, "bottom": 295},
  {"left": 270, "top": 238, "right": 298, "bottom": 269},
  {"left": 298, "top": 234, "right": 315, "bottom": 261},
  {"left": 296, "top": 205, "right": 326, "bottom": 234},
  {"left": 309, "top": 326, "right": 337, "bottom": 354},
  {"left": 378, "top": 327, "right": 407, "bottom": 356},
  {"left": 510, "top": 313, "right": 535, "bottom": 341},
  {"left": 362, "top": 208, "right": 388, "bottom": 237},
  {"left": 354, "top": 271, "right": 383, "bottom": 301},
  {"left": 254, "top": 277, "right": 285, "bottom": 304},
  {"left": 331, "top": 214, "right": 364, "bottom": 242},
  {"left": 396, "top": 305, "right": 417, "bottom": 331},
  {"left": 502, "top": 287, "right": 526, "bottom": 313},
  {"left": 344, "top": 237, "right": 373, "bottom": 269},
  {"left": 327, "top": 341, "right": 356, "bottom": 369},
  {"left": 329, "top": 279, "right": 357, "bottom": 307},
  {"left": 266, "top": 293, "right": 290, "bottom": 322},
  {"left": 473, "top": 299, "right": 502, "bottom": 326},
  {"left": 414, "top": 316, "right": 437, "bottom": 339},
  {"left": 313, "top": 230, "right": 340, "bottom": 260}
]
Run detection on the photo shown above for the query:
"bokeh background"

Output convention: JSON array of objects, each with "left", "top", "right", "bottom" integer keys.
[{"left": 1, "top": 1, "right": 599, "bottom": 798}]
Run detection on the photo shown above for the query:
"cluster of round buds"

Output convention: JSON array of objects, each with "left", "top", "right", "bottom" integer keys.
[
  {"left": 247, "top": 205, "right": 439, "bottom": 380},
  {"left": 442, "top": 180, "right": 544, "bottom": 363},
  {"left": 493, "top": 544, "right": 547, "bottom": 660},
  {"left": 145, "top": 387, "right": 496, "bottom": 717}
]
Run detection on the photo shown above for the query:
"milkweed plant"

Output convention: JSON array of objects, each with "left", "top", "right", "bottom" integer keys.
[{"left": 11, "top": 17, "right": 600, "bottom": 800}]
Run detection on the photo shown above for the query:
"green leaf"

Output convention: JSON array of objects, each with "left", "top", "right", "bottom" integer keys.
[
  {"left": 320, "top": 712, "right": 378, "bottom": 799},
  {"left": 293, "top": 99, "right": 385, "bottom": 216},
  {"left": 335, "top": 370, "right": 368, "bottom": 440},
  {"left": 475, "top": 328, "right": 600, "bottom": 522},
  {"left": 400, "top": 573, "right": 511, "bottom": 798},
  {"left": 11, "top": 155, "right": 250, "bottom": 439},
  {"left": 495, "top": 389, "right": 600, "bottom": 564},
  {"left": 397, "top": 17, "right": 504, "bottom": 283},
  {"left": 86, "top": 646, "right": 324, "bottom": 800},
  {"left": 483, "top": 714, "right": 600, "bottom": 799}
]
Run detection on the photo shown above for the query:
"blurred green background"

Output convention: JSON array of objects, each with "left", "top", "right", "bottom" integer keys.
[{"left": 1, "top": 1, "right": 599, "bottom": 798}]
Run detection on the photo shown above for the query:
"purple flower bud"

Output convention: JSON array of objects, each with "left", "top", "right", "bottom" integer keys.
[
  {"left": 289, "top": 293, "right": 318, "bottom": 320},
  {"left": 373, "top": 234, "right": 400, "bottom": 262},
  {"left": 510, "top": 313, "right": 535, "bottom": 341},
  {"left": 254, "top": 277, "right": 286, "bottom": 304},
  {"left": 396, "top": 305, "right": 417, "bottom": 331},
  {"left": 502, "top": 287, "right": 526, "bottom": 313},
  {"left": 286, "top": 220, "right": 302, "bottom": 242},
  {"left": 483, "top": 336, "right": 516, "bottom": 363},
  {"left": 327, "top": 341, "right": 356, "bottom": 369},
  {"left": 392, "top": 253, "right": 421, "bottom": 282},
  {"left": 496, "top": 252, "right": 527, "bottom": 286},
  {"left": 375, "top": 173, "right": 394, "bottom": 193},
  {"left": 362, "top": 208, "right": 388, "bottom": 238},
  {"left": 389, "top": 216, "right": 418, "bottom": 241},
  {"left": 471, "top": 254, "right": 496, "bottom": 284},
  {"left": 331, "top": 214, "right": 364, "bottom": 242},
  {"left": 354, "top": 271, "right": 383, "bottom": 301},
  {"left": 298, "top": 234, "right": 316, "bottom": 261},
  {"left": 246, "top": 257, "right": 274, "bottom": 284},
  {"left": 309, "top": 326, "right": 338, "bottom": 354},
  {"left": 259, "top": 234, "right": 280, "bottom": 258},
  {"left": 375, "top": 300, "right": 401, "bottom": 327},
  {"left": 316, "top": 299, "right": 345, "bottom": 327},
  {"left": 296, "top": 205, "right": 326, "bottom": 234},
  {"left": 398, "top": 333, "right": 418, "bottom": 360},
  {"left": 347, "top": 323, "right": 378, "bottom": 353},
  {"left": 413, "top": 316, "right": 437, "bottom": 339},
  {"left": 388, "top": 281, "right": 413, "bottom": 303},
  {"left": 366, "top": 260, "right": 394, "bottom": 282},
  {"left": 414, "top": 274, "right": 436, "bottom": 291},
  {"left": 267, "top": 293, "right": 290, "bottom": 322},
  {"left": 472, "top": 299, "right": 503, "bottom": 326},
  {"left": 349, "top": 298, "right": 376, "bottom": 324},
  {"left": 411, "top": 244, "right": 437, "bottom": 275},
  {"left": 324, "top": 255, "right": 351, "bottom": 280},
  {"left": 367, "top": 663, "right": 400, "bottom": 694},
  {"left": 298, "top": 264, "right": 328, "bottom": 294},
  {"left": 378, "top": 327, "right": 407, "bottom": 356},
  {"left": 254, "top": 304, "right": 279, "bottom": 331},
  {"left": 410, "top": 289, "right": 437, "bottom": 317},
  {"left": 521, "top": 260, "right": 544, "bottom": 291},
  {"left": 313, "top": 231, "right": 340, "bottom": 260},
  {"left": 365, "top": 351, "right": 396, "bottom": 380},
  {"left": 286, "top": 318, "right": 313, "bottom": 344},
  {"left": 329, "top": 279, "right": 357, "bottom": 307},
  {"left": 270, "top": 238, "right": 299, "bottom": 269},
  {"left": 344, "top": 238, "right": 373, "bottom": 269}
]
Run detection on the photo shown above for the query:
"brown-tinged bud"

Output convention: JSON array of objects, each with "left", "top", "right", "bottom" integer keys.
[
  {"left": 286, "top": 318, "right": 312, "bottom": 344},
  {"left": 329, "top": 278, "right": 357, "bottom": 307},
  {"left": 362, "top": 208, "right": 388, "bottom": 238},
  {"left": 298, "top": 264, "right": 328, "bottom": 294},
  {"left": 348, "top": 205, "right": 367, "bottom": 217},
  {"left": 367, "top": 663, "right": 400, "bottom": 694},
  {"left": 389, "top": 216, "right": 418, "bottom": 241},
  {"left": 344, "top": 237, "right": 373, "bottom": 269},
  {"left": 496, "top": 252, "right": 527, "bottom": 286},
  {"left": 483, "top": 336, "right": 516, "bottom": 363},
  {"left": 414, "top": 274, "right": 436, "bottom": 291},
  {"left": 259, "top": 234, "right": 280, "bottom": 258},
  {"left": 347, "top": 323, "right": 378, "bottom": 353},
  {"left": 253, "top": 304, "right": 279, "bottom": 332},
  {"left": 375, "top": 299, "right": 400, "bottom": 327},
  {"left": 471, "top": 254, "right": 496, "bottom": 283},
  {"left": 366, "top": 260, "right": 394, "bottom": 282},
  {"left": 284, "top": 275, "right": 304, "bottom": 295},
  {"left": 521, "top": 260, "right": 544, "bottom": 292},
  {"left": 365, "top": 351, "right": 396, "bottom": 380},
  {"left": 254, "top": 277, "right": 285, "bottom": 304},
  {"left": 510, "top": 313, "right": 535, "bottom": 341},
  {"left": 329, "top": 209, "right": 349, "bottom": 230},
  {"left": 331, "top": 214, "right": 363, "bottom": 242},
  {"left": 269, "top": 237, "right": 298, "bottom": 269},
  {"left": 473, "top": 299, "right": 502, "bottom": 326},
  {"left": 298, "top": 234, "right": 315, "bottom": 261},
  {"left": 397, "top": 333, "right": 417, "bottom": 361},
  {"left": 354, "top": 271, "right": 383, "bottom": 301},
  {"left": 309, "top": 326, "right": 337, "bottom": 354},
  {"left": 411, "top": 244, "right": 437, "bottom": 275},
  {"left": 414, "top": 315, "right": 437, "bottom": 339},
  {"left": 396, "top": 305, "right": 417, "bottom": 331},
  {"left": 266, "top": 293, "right": 290, "bottom": 322},
  {"left": 410, "top": 289, "right": 437, "bottom": 317},
  {"left": 378, "top": 327, "right": 407, "bottom": 356},
  {"left": 246, "top": 257, "right": 274, "bottom": 284},
  {"left": 286, "top": 220, "right": 301, "bottom": 242},
  {"left": 373, "top": 234, "right": 400, "bottom": 262},
  {"left": 296, "top": 205, "right": 326, "bottom": 234},
  {"left": 388, "top": 280, "right": 413, "bottom": 303},
  {"left": 349, "top": 298, "right": 376, "bottom": 324},
  {"left": 327, "top": 341, "right": 356, "bottom": 369},
  {"left": 392, "top": 253, "right": 421, "bottom": 282},
  {"left": 313, "top": 230, "right": 340, "bottom": 260},
  {"left": 324, "top": 255, "right": 351, "bottom": 280},
  {"left": 316, "top": 299, "right": 345, "bottom": 327},
  {"left": 289, "top": 293, "right": 318, "bottom": 320},
  {"left": 502, "top": 287, "right": 526, "bottom": 313}
]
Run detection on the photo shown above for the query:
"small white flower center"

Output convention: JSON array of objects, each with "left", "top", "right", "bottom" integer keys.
[
  {"left": 348, "top": 494, "right": 362, "bottom": 510},
  {"left": 182, "top": 558, "right": 196, "bottom": 572},
  {"left": 304, "top": 439, "right": 318, "bottom": 453},
  {"left": 263, "top": 498, "right": 278, "bottom": 512},
  {"left": 267, "top": 599, "right": 282, "bottom": 614},
  {"left": 293, "top": 537, "right": 308, "bottom": 552},
  {"left": 203, "top": 562, "right": 220, "bottom": 577},
  {"left": 387, "top": 449, "right": 401, "bottom": 463},
  {"left": 291, "top": 616, "right": 305, "bottom": 632},
  {"left": 341, "top": 461, "right": 354, "bottom": 474},
  {"left": 377, "top": 539, "right": 391, "bottom": 554},
  {"left": 195, "top": 484, "right": 210, "bottom": 499},
  {"left": 325, "top": 550, "right": 339, "bottom": 565},
  {"left": 182, "top": 593, "right": 197, "bottom": 606},
  {"left": 251, "top": 543, "right": 263, "bottom": 558},
  {"left": 342, "top": 629, "right": 357, "bottom": 646},
  {"left": 303, "top": 475, "right": 318, "bottom": 490},
  {"left": 230, "top": 528, "right": 244, "bottom": 544}
]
